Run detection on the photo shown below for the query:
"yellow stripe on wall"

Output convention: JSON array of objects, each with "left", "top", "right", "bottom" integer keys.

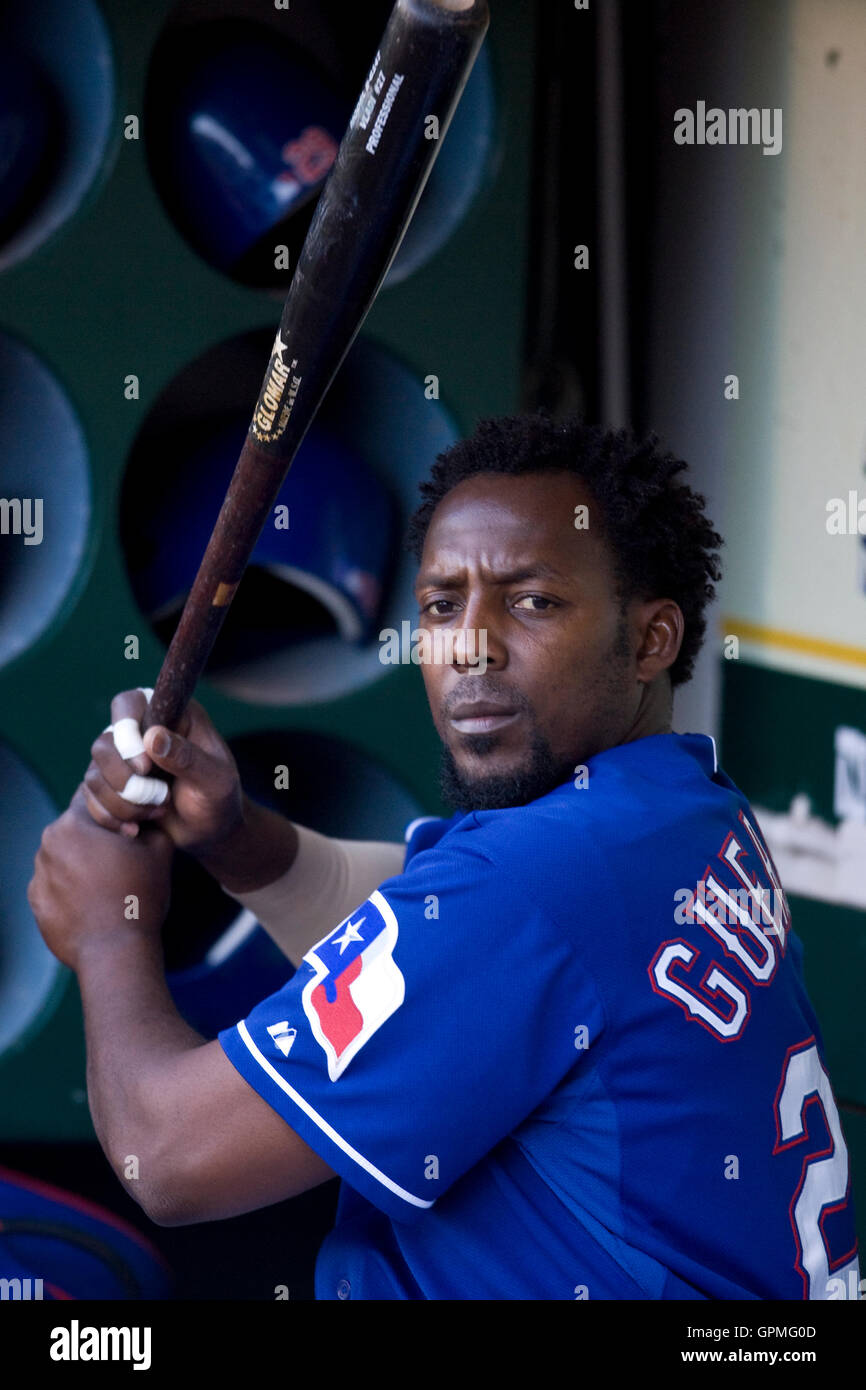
[{"left": 722, "top": 617, "right": 866, "bottom": 669}]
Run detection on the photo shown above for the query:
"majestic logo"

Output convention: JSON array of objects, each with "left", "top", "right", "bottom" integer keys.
[
  {"left": 301, "top": 890, "right": 404, "bottom": 1081},
  {"left": 267, "top": 1021, "right": 297, "bottom": 1057}
]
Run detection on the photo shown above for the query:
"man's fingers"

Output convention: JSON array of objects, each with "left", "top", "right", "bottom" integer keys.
[
  {"left": 111, "top": 717, "right": 147, "bottom": 762},
  {"left": 80, "top": 781, "right": 131, "bottom": 835},
  {"left": 84, "top": 763, "right": 169, "bottom": 820},
  {"left": 91, "top": 734, "right": 151, "bottom": 795},
  {"left": 109, "top": 686, "right": 152, "bottom": 725},
  {"left": 119, "top": 773, "right": 170, "bottom": 807},
  {"left": 84, "top": 764, "right": 140, "bottom": 820},
  {"left": 93, "top": 692, "right": 228, "bottom": 833},
  {"left": 184, "top": 700, "right": 230, "bottom": 760},
  {"left": 108, "top": 687, "right": 155, "bottom": 775},
  {"left": 142, "top": 725, "right": 222, "bottom": 791}
]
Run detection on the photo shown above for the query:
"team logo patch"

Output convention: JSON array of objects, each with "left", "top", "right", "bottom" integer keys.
[{"left": 301, "top": 890, "right": 404, "bottom": 1081}]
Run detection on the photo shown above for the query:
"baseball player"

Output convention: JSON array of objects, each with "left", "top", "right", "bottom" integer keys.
[{"left": 29, "top": 414, "right": 859, "bottom": 1300}]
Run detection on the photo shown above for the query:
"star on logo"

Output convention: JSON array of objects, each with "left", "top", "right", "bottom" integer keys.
[
  {"left": 272, "top": 330, "right": 288, "bottom": 362},
  {"left": 332, "top": 916, "right": 365, "bottom": 955}
]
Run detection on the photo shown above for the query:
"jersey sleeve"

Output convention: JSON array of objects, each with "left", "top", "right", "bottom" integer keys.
[{"left": 218, "top": 835, "right": 605, "bottom": 1223}]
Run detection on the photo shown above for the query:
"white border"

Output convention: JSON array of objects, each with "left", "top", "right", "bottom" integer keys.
[
  {"left": 236, "top": 1018, "right": 433, "bottom": 1211},
  {"left": 403, "top": 815, "right": 442, "bottom": 844},
  {"left": 707, "top": 734, "right": 719, "bottom": 773}
]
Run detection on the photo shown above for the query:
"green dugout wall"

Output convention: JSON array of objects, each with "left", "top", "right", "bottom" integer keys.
[{"left": 0, "top": 0, "right": 536, "bottom": 1140}]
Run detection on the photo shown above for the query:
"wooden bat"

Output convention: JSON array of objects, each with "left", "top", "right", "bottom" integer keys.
[{"left": 143, "top": 0, "right": 489, "bottom": 733}]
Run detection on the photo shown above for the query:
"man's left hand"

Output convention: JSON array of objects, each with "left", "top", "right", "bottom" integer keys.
[{"left": 28, "top": 787, "right": 174, "bottom": 972}]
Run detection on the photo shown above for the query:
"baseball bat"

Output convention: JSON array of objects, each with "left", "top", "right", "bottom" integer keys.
[{"left": 142, "top": 0, "right": 489, "bottom": 733}]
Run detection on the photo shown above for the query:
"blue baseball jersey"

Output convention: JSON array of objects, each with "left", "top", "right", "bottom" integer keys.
[{"left": 218, "top": 732, "right": 860, "bottom": 1300}]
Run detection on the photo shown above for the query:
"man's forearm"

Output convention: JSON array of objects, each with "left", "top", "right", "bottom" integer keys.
[
  {"left": 190, "top": 793, "right": 406, "bottom": 967},
  {"left": 218, "top": 827, "right": 407, "bottom": 967},
  {"left": 76, "top": 930, "right": 205, "bottom": 1217},
  {"left": 192, "top": 793, "right": 300, "bottom": 894}
]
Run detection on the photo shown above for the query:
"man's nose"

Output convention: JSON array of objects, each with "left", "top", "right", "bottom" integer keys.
[{"left": 452, "top": 591, "right": 506, "bottom": 671}]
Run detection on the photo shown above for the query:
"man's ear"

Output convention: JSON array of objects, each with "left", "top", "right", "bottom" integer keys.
[{"left": 634, "top": 599, "right": 684, "bottom": 682}]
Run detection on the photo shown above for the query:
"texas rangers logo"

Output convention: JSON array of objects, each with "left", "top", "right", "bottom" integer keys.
[{"left": 301, "top": 890, "right": 404, "bottom": 1081}]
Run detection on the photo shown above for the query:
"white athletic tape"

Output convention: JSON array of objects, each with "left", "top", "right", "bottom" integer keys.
[
  {"left": 120, "top": 774, "right": 169, "bottom": 807},
  {"left": 102, "top": 687, "right": 156, "bottom": 761},
  {"left": 97, "top": 688, "right": 167, "bottom": 807},
  {"left": 112, "top": 717, "right": 146, "bottom": 761}
]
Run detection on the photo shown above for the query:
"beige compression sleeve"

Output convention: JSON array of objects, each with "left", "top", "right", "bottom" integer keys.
[{"left": 220, "top": 823, "right": 406, "bottom": 968}]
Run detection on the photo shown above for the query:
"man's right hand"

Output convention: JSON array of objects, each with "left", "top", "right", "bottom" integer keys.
[{"left": 82, "top": 689, "right": 244, "bottom": 858}]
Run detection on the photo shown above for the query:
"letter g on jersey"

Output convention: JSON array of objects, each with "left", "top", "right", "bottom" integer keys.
[{"left": 301, "top": 890, "right": 405, "bottom": 1081}]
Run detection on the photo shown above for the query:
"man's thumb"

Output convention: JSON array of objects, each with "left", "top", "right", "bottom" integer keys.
[{"left": 143, "top": 726, "right": 205, "bottom": 779}]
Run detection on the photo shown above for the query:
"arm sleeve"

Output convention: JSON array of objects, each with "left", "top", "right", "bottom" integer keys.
[
  {"left": 220, "top": 825, "right": 406, "bottom": 966},
  {"left": 218, "top": 834, "right": 604, "bottom": 1224}
]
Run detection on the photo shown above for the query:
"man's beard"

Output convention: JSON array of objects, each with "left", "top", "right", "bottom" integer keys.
[{"left": 438, "top": 725, "right": 574, "bottom": 812}]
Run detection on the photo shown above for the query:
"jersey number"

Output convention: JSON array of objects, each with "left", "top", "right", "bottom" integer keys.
[{"left": 774, "top": 1039, "right": 859, "bottom": 1299}]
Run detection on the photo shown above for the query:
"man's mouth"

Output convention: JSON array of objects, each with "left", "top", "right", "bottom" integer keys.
[{"left": 448, "top": 702, "right": 521, "bottom": 735}]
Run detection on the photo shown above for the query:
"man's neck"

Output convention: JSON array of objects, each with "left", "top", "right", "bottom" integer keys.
[{"left": 620, "top": 677, "right": 673, "bottom": 746}]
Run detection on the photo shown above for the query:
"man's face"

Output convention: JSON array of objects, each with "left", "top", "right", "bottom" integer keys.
[{"left": 414, "top": 470, "right": 649, "bottom": 810}]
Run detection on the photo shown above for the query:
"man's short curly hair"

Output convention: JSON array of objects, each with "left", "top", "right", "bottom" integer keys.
[{"left": 405, "top": 413, "right": 724, "bottom": 688}]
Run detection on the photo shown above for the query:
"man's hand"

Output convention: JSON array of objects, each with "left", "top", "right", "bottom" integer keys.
[
  {"left": 81, "top": 688, "right": 302, "bottom": 896},
  {"left": 28, "top": 787, "right": 334, "bottom": 1225},
  {"left": 28, "top": 788, "right": 174, "bottom": 972},
  {"left": 83, "top": 689, "right": 244, "bottom": 857}
]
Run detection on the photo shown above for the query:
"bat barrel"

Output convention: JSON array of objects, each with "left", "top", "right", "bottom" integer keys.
[{"left": 144, "top": 0, "right": 489, "bottom": 733}]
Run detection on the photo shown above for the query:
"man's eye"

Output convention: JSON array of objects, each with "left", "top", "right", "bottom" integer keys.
[
  {"left": 513, "top": 595, "right": 556, "bottom": 611},
  {"left": 423, "top": 599, "right": 458, "bottom": 615}
]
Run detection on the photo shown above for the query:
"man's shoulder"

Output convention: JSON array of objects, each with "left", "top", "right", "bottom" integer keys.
[{"left": 400, "top": 732, "right": 737, "bottom": 880}]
